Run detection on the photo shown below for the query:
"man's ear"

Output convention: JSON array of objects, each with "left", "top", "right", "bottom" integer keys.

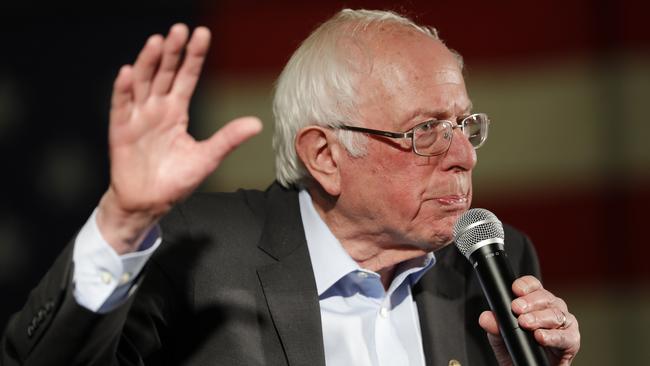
[{"left": 295, "top": 126, "right": 341, "bottom": 196}]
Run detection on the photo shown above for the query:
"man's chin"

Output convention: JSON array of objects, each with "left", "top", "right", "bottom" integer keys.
[
  {"left": 429, "top": 235, "right": 455, "bottom": 252},
  {"left": 431, "top": 239, "right": 455, "bottom": 253},
  {"left": 410, "top": 231, "right": 454, "bottom": 253}
]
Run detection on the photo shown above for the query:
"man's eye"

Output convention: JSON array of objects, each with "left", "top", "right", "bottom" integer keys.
[{"left": 419, "top": 122, "right": 434, "bottom": 131}]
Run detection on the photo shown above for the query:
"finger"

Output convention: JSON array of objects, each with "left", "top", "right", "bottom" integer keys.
[
  {"left": 511, "top": 275, "right": 543, "bottom": 297},
  {"left": 171, "top": 26, "right": 211, "bottom": 101},
  {"left": 534, "top": 316, "right": 581, "bottom": 362},
  {"left": 478, "top": 310, "right": 500, "bottom": 335},
  {"left": 111, "top": 65, "right": 134, "bottom": 109},
  {"left": 518, "top": 308, "right": 576, "bottom": 331},
  {"left": 512, "top": 288, "right": 568, "bottom": 314},
  {"left": 151, "top": 24, "right": 189, "bottom": 96},
  {"left": 132, "top": 34, "right": 164, "bottom": 103},
  {"left": 486, "top": 333, "right": 515, "bottom": 366},
  {"left": 534, "top": 326, "right": 580, "bottom": 356},
  {"left": 110, "top": 65, "right": 134, "bottom": 125},
  {"left": 479, "top": 312, "right": 520, "bottom": 365},
  {"left": 199, "top": 117, "right": 263, "bottom": 167}
]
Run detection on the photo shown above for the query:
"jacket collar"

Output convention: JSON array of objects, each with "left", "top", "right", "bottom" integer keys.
[
  {"left": 414, "top": 244, "right": 471, "bottom": 366},
  {"left": 256, "top": 183, "right": 326, "bottom": 366}
]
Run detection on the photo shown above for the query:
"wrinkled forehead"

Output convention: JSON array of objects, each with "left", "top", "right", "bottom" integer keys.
[
  {"left": 343, "top": 23, "right": 462, "bottom": 71},
  {"left": 365, "top": 25, "right": 462, "bottom": 80},
  {"left": 349, "top": 25, "right": 470, "bottom": 127}
]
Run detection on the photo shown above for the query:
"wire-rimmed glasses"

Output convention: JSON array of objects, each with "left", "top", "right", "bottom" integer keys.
[{"left": 335, "top": 113, "right": 490, "bottom": 156}]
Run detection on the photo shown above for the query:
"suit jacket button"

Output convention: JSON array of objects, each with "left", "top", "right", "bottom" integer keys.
[{"left": 27, "top": 325, "right": 34, "bottom": 338}]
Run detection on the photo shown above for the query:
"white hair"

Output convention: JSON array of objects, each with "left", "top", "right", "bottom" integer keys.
[{"left": 272, "top": 9, "right": 444, "bottom": 188}]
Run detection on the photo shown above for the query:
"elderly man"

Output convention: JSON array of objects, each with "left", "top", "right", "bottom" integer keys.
[{"left": 2, "top": 9, "right": 579, "bottom": 366}]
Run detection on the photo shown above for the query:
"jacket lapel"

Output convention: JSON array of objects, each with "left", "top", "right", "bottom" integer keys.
[
  {"left": 256, "top": 184, "right": 326, "bottom": 366},
  {"left": 414, "top": 245, "right": 470, "bottom": 366}
]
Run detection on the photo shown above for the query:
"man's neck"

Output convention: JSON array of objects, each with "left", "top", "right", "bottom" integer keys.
[{"left": 307, "top": 186, "right": 428, "bottom": 289}]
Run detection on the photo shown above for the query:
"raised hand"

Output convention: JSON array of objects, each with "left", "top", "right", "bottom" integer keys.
[
  {"left": 479, "top": 275, "right": 581, "bottom": 366},
  {"left": 97, "top": 24, "right": 262, "bottom": 254}
]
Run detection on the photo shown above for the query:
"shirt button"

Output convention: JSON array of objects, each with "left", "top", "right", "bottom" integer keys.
[
  {"left": 119, "top": 272, "right": 132, "bottom": 284},
  {"left": 379, "top": 307, "right": 389, "bottom": 318},
  {"left": 100, "top": 271, "right": 113, "bottom": 285}
]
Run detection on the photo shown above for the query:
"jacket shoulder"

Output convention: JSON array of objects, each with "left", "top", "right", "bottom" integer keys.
[{"left": 503, "top": 223, "right": 541, "bottom": 278}]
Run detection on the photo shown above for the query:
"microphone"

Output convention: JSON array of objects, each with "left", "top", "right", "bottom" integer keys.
[{"left": 453, "top": 208, "right": 548, "bottom": 366}]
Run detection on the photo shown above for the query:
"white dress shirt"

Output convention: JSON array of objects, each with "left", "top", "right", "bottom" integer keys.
[
  {"left": 72, "top": 209, "right": 160, "bottom": 313},
  {"left": 299, "top": 190, "right": 435, "bottom": 366}
]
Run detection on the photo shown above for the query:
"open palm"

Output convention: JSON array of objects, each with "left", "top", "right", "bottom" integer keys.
[{"left": 100, "top": 24, "right": 261, "bottom": 252}]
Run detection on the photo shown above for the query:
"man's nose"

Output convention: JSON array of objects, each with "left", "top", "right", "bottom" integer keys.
[{"left": 441, "top": 129, "right": 477, "bottom": 171}]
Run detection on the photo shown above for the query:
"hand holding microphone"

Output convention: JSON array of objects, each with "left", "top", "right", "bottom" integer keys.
[{"left": 453, "top": 209, "right": 580, "bottom": 366}]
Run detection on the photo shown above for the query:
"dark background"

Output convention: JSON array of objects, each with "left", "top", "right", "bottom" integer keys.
[{"left": 0, "top": 5, "right": 196, "bottom": 328}]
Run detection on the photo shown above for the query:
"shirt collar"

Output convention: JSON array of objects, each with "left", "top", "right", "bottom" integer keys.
[{"left": 298, "top": 189, "right": 435, "bottom": 296}]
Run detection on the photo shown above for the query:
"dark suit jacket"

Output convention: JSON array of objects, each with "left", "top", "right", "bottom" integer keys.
[{"left": 1, "top": 183, "right": 541, "bottom": 365}]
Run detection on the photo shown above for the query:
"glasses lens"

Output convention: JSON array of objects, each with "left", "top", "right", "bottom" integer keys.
[
  {"left": 463, "top": 114, "right": 488, "bottom": 149},
  {"left": 413, "top": 121, "right": 451, "bottom": 155}
]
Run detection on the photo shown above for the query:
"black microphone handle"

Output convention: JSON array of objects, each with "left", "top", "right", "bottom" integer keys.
[{"left": 469, "top": 243, "right": 549, "bottom": 366}]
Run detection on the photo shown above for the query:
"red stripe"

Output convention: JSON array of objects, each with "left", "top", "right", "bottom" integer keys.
[
  {"left": 474, "top": 181, "right": 650, "bottom": 286},
  {"left": 200, "top": 0, "right": 650, "bottom": 74}
]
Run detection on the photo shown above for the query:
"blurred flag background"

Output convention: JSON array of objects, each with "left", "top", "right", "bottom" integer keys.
[{"left": 0, "top": 1, "right": 648, "bottom": 363}]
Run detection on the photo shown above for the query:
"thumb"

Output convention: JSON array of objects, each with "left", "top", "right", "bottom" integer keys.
[
  {"left": 486, "top": 332, "right": 514, "bottom": 366},
  {"left": 200, "top": 116, "right": 263, "bottom": 166},
  {"left": 480, "top": 311, "right": 514, "bottom": 366},
  {"left": 479, "top": 310, "right": 500, "bottom": 335}
]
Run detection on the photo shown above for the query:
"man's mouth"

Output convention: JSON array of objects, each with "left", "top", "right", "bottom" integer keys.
[{"left": 433, "top": 195, "right": 468, "bottom": 206}]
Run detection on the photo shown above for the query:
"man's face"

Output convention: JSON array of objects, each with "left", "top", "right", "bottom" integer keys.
[{"left": 337, "top": 27, "right": 476, "bottom": 252}]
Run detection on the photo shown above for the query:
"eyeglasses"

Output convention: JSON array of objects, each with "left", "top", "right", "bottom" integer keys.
[{"left": 335, "top": 113, "right": 490, "bottom": 156}]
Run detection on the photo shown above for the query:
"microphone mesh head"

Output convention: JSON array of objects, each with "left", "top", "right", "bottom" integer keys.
[{"left": 453, "top": 208, "right": 505, "bottom": 258}]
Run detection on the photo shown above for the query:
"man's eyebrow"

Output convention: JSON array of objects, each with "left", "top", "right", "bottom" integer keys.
[
  {"left": 404, "top": 108, "right": 445, "bottom": 122},
  {"left": 462, "top": 101, "right": 474, "bottom": 116},
  {"left": 404, "top": 102, "right": 474, "bottom": 123},
  {"left": 453, "top": 101, "right": 474, "bottom": 117}
]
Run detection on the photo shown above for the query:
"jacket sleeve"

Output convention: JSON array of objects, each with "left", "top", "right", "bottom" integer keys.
[
  {"left": 1, "top": 206, "right": 192, "bottom": 366},
  {"left": 1, "top": 240, "right": 142, "bottom": 366}
]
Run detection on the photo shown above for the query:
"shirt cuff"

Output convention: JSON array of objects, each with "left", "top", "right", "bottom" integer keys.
[{"left": 72, "top": 208, "right": 161, "bottom": 313}]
